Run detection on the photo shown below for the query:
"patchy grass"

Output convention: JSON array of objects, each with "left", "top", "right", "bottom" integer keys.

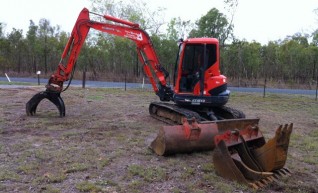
[
  {"left": 65, "top": 163, "right": 90, "bottom": 173},
  {"left": 35, "top": 171, "right": 67, "bottom": 184},
  {"left": 0, "top": 169, "right": 20, "bottom": 181},
  {"left": 75, "top": 181, "right": 102, "bottom": 192},
  {"left": 0, "top": 87, "right": 317, "bottom": 192},
  {"left": 127, "top": 164, "right": 167, "bottom": 183},
  {"left": 17, "top": 161, "right": 40, "bottom": 174},
  {"left": 0, "top": 80, "right": 36, "bottom": 85}
]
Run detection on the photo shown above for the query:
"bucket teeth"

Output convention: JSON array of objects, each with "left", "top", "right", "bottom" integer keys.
[
  {"left": 213, "top": 123, "right": 293, "bottom": 189},
  {"left": 281, "top": 168, "right": 291, "bottom": 174},
  {"left": 26, "top": 91, "right": 65, "bottom": 117},
  {"left": 251, "top": 123, "right": 293, "bottom": 171},
  {"left": 273, "top": 168, "right": 291, "bottom": 177}
]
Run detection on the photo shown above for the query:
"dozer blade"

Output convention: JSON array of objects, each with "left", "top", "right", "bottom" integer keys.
[
  {"left": 213, "top": 123, "right": 293, "bottom": 189},
  {"left": 26, "top": 91, "right": 65, "bottom": 117},
  {"left": 150, "top": 118, "right": 261, "bottom": 156}
]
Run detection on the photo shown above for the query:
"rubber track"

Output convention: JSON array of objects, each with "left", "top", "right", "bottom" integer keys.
[
  {"left": 149, "top": 102, "right": 245, "bottom": 125},
  {"left": 149, "top": 102, "right": 205, "bottom": 125},
  {"left": 213, "top": 106, "right": 246, "bottom": 119}
]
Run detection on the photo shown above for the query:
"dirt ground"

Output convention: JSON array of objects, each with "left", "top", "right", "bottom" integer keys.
[{"left": 0, "top": 86, "right": 317, "bottom": 193}]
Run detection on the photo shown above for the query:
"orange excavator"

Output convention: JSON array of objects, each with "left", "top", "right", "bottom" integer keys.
[{"left": 25, "top": 8, "right": 293, "bottom": 188}]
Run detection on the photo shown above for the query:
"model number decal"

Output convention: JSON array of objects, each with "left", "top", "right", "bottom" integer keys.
[{"left": 191, "top": 99, "right": 205, "bottom": 105}]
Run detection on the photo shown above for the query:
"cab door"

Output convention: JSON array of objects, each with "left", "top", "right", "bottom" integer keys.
[{"left": 175, "top": 43, "right": 204, "bottom": 93}]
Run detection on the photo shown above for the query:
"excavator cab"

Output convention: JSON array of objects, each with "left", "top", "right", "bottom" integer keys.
[{"left": 173, "top": 38, "right": 229, "bottom": 107}]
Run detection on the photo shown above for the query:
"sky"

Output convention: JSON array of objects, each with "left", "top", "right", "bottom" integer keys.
[{"left": 0, "top": 0, "right": 317, "bottom": 45}]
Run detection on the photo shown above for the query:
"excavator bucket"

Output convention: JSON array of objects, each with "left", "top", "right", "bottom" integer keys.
[
  {"left": 151, "top": 117, "right": 216, "bottom": 155},
  {"left": 26, "top": 91, "right": 65, "bottom": 117},
  {"left": 150, "top": 118, "right": 293, "bottom": 189},
  {"left": 213, "top": 123, "right": 293, "bottom": 189},
  {"left": 150, "top": 118, "right": 262, "bottom": 155},
  {"left": 251, "top": 124, "right": 293, "bottom": 171}
]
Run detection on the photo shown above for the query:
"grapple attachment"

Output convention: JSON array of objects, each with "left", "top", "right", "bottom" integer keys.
[
  {"left": 26, "top": 91, "right": 65, "bottom": 117},
  {"left": 213, "top": 123, "right": 293, "bottom": 189}
]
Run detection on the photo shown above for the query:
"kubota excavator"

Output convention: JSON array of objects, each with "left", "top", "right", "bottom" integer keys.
[{"left": 25, "top": 8, "right": 293, "bottom": 189}]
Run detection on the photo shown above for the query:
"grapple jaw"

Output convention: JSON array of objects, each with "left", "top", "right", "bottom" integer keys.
[
  {"left": 213, "top": 123, "right": 293, "bottom": 189},
  {"left": 26, "top": 91, "right": 65, "bottom": 117}
]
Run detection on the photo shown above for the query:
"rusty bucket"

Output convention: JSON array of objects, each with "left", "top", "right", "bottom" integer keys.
[
  {"left": 213, "top": 123, "right": 293, "bottom": 189},
  {"left": 150, "top": 118, "right": 261, "bottom": 156}
]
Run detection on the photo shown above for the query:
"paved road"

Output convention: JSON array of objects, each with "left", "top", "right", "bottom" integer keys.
[
  {"left": 0, "top": 76, "right": 317, "bottom": 96},
  {"left": 0, "top": 76, "right": 148, "bottom": 89}
]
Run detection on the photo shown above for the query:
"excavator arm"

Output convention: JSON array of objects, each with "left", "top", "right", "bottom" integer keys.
[{"left": 26, "top": 8, "right": 173, "bottom": 117}]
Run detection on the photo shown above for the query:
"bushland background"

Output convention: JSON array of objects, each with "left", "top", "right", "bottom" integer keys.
[{"left": 0, "top": 0, "right": 318, "bottom": 91}]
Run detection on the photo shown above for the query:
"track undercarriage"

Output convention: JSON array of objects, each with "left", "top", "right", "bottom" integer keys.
[{"left": 149, "top": 101, "right": 246, "bottom": 125}]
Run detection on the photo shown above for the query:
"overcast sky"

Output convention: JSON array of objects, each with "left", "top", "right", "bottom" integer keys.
[{"left": 0, "top": 0, "right": 317, "bottom": 44}]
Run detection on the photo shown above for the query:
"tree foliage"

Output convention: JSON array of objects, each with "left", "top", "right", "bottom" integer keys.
[
  {"left": 189, "top": 8, "right": 233, "bottom": 47},
  {"left": 222, "top": 34, "right": 318, "bottom": 86}
]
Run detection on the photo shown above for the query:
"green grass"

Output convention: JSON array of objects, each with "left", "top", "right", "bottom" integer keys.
[
  {"left": 0, "top": 81, "right": 36, "bottom": 85},
  {"left": 0, "top": 169, "right": 20, "bottom": 181},
  {"left": 127, "top": 164, "right": 167, "bottom": 182},
  {"left": 75, "top": 181, "right": 102, "bottom": 192},
  {"left": 40, "top": 185, "right": 61, "bottom": 193},
  {"left": 181, "top": 166, "right": 195, "bottom": 179},
  {"left": 17, "top": 161, "right": 40, "bottom": 174},
  {"left": 0, "top": 143, "right": 3, "bottom": 153},
  {"left": 201, "top": 163, "right": 215, "bottom": 172},
  {"left": 34, "top": 149, "right": 52, "bottom": 161},
  {"left": 65, "top": 163, "right": 90, "bottom": 173},
  {"left": 98, "top": 158, "right": 112, "bottom": 169}
]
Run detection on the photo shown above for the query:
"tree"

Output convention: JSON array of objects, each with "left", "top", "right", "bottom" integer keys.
[
  {"left": 87, "top": 0, "right": 168, "bottom": 80},
  {"left": 7, "top": 28, "right": 25, "bottom": 73},
  {"left": 221, "top": 40, "right": 262, "bottom": 83},
  {"left": 26, "top": 20, "right": 38, "bottom": 73},
  {"left": 151, "top": 34, "right": 178, "bottom": 82},
  {"left": 0, "top": 23, "right": 5, "bottom": 38},
  {"left": 312, "top": 29, "right": 318, "bottom": 46},
  {"left": 166, "top": 17, "right": 193, "bottom": 40},
  {"left": 189, "top": 8, "right": 233, "bottom": 47},
  {"left": 262, "top": 41, "right": 281, "bottom": 80},
  {"left": 0, "top": 23, "right": 10, "bottom": 73},
  {"left": 91, "top": 0, "right": 165, "bottom": 35},
  {"left": 38, "top": 18, "right": 53, "bottom": 74}
]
